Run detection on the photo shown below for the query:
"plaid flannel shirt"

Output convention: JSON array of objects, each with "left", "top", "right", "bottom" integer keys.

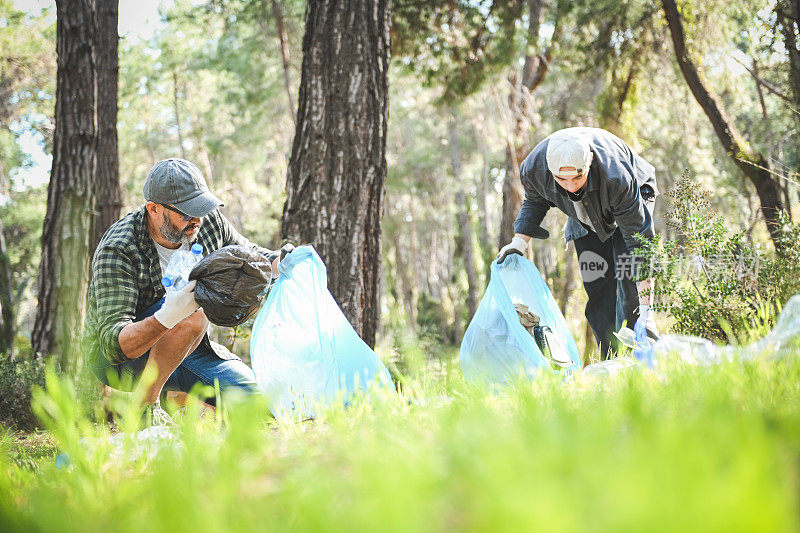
[{"left": 83, "top": 205, "right": 278, "bottom": 365}]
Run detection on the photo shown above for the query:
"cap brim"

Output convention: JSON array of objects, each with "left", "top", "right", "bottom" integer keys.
[
  {"left": 553, "top": 170, "right": 583, "bottom": 179},
  {"left": 172, "top": 190, "right": 224, "bottom": 218}
]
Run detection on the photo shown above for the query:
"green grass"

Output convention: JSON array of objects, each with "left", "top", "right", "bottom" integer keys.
[{"left": 1, "top": 353, "right": 799, "bottom": 532}]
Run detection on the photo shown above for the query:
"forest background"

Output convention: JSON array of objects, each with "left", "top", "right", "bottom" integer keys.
[{"left": 1, "top": 0, "right": 799, "bottom": 412}]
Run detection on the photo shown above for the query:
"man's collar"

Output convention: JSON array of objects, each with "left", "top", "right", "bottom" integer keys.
[
  {"left": 585, "top": 165, "right": 599, "bottom": 191},
  {"left": 134, "top": 205, "right": 159, "bottom": 258}
]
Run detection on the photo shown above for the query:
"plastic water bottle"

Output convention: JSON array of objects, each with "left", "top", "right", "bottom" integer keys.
[{"left": 161, "top": 243, "right": 204, "bottom": 291}]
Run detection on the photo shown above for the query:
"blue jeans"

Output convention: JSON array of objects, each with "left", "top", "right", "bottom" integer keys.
[{"left": 90, "top": 299, "right": 257, "bottom": 404}]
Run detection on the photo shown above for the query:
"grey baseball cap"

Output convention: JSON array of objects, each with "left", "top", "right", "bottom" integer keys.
[{"left": 143, "top": 158, "right": 224, "bottom": 217}]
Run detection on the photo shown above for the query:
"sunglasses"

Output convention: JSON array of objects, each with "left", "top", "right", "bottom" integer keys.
[{"left": 161, "top": 204, "right": 196, "bottom": 221}]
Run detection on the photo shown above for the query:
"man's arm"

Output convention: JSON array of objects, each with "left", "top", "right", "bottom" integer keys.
[
  {"left": 498, "top": 162, "right": 552, "bottom": 262},
  {"left": 637, "top": 277, "right": 659, "bottom": 339},
  {"left": 637, "top": 278, "right": 654, "bottom": 307},
  {"left": 611, "top": 179, "right": 660, "bottom": 336},
  {"left": 497, "top": 233, "right": 532, "bottom": 263},
  {"left": 116, "top": 280, "right": 201, "bottom": 358},
  {"left": 91, "top": 246, "right": 141, "bottom": 364},
  {"left": 513, "top": 190, "right": 552, "bottom": 239},
  {"left": 611, "top": 178, "right": 656, "bottom": 251},
  {"left": 118, "top": 316, "right": 169, "bottom": 359}
]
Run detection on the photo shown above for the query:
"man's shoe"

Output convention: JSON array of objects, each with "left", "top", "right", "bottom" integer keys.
[{"left": 142, "top": 403, "right": 177, "bottom": 428}]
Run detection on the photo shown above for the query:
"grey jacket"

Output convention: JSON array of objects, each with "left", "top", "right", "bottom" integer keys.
[{"left": 513, "top": 127, "right": 658, "bottom": 250}]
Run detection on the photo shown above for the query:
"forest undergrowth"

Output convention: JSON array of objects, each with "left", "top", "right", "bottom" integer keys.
[{"left": 1, "top": 348, "right": 799, "bottom": 532}]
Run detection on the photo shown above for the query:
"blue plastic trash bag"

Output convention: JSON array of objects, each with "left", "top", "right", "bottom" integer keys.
[
  {"left": 460, "top": 254, "right": 581, "bottom": 385},
  {"left": 250, "top": 245, "right": 393, "bottom": 417}
]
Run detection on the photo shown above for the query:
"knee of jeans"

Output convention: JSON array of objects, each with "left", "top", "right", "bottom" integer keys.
[
  {"left": 175, "top": 309, "right": 210, "bottom": 339},
  {"left": 218, "top": 361, "right": 258, "bottom": 393}
]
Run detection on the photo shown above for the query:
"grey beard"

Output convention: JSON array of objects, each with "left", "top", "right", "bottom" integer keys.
[{"left": 161, "top": 212, "right": 197, "bottom": 245}]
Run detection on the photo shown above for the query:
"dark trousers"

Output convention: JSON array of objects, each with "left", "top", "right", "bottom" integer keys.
[{"left": 573, "top": 228, "right": 639, "bottom": 359}]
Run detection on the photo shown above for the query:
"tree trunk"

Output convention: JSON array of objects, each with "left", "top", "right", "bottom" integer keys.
[
  {"left": 393, "top": 231, "right": 417, "bottom": 329},
  {"left": 498, "top": 0, "right": 556, "bottom": 247},
  {"left": 91, "top": 0, "right": 121, "bottom": 251},
  {"left": 270, "top": 0, "right": 296, "bottom": 126},
  {"left": 281, "top": 0, "right": 390, "bottom": 348},
  {"left": 476, "top": 145, "right": 492, "bottom": 259},
  {"left": 32, "top": 0, "right": 117, "bottom": 370},
  {"left": 777, "top": 1, "right": 800, "bottom": 115},
  {"left": 450, "top": 116, "right": 478, "bottom": 320},
  {"left": 499, "top": 146, "right": 526, "bottom": 247},
  {"left": 446, "top": 280, "right": 461, "bottom": 345},
  {"left": 172, "top": 70, "right": 187, "bottom": 159},
  {"left": 662, "top": 0, "right": 784, "bottom": 248},
  {"left": 0, "top": 218, "right": 14, "bottom": 358},
  {"left": 777, "top": 0, "right": 800, "bottom": 214},
  {"left": 558, "top": 242, "right": 576, "bottom": 311}
]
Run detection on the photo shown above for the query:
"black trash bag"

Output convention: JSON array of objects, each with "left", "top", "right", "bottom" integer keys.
[{"left": 188, "top": 245, "right": 273, "bottom": 327}]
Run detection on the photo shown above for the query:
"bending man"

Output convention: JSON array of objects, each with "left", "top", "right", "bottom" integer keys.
[{"left": 497, "top": 127, "right": 659, "bottom": 358}]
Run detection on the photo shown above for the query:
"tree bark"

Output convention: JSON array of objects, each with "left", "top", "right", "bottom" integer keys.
[
  {"left": 777, "top": 0, "right": 800, "bottom": 213},
  {"left": 558, "top": 242, "right": 576, "bottom": 311},
  {"left": 662, "top": 0, "right": 784, "bottom": 248},
  {"left": 476, "top": 144, "right": 492, "bottom": 258},
  {"left": 498, "top": 0, "right": 556, "bottom": 247},
  {"left": 445, "top": 278, "right": 461, "bottom": 344},
  {"left": 450, "top": 116, "right": 478, "bottom": 320},
  {"left": 392, "top": 229, "right": 417, "bottom": 329},
  {"left": 32, "top": 0, "right": 117, "bottom": 370},
  {"left": 281, "top": 0, "right": 390, "bottom": 348},
  {"left": 499, "top": 143, "right": 526, "bottom": 248},
  {"left": 777, "top": 1, "right": 800, "bottom": 116},
  {"left": 0, "top": 218, "right": 14, "bottom": 358},
  {"left": 172, "top": 70, "right": 187, "bottom": 159},
  {"left": 270, "top": 0, "right": 296, "bottom": 126},
  {"left": 91, "top": 0, "right": 121, "bottom": 251}
]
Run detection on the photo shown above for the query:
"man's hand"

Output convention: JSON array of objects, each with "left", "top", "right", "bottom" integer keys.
[
  {"left": 154, "top": 280, "right": 200, "bottom": 329},
  {"left": 638, "top": 304, "right": 660, "bottom": 340},
  {"left": 497, "top": 235, "right": 529, "bottom": 264},
  {"left": 280, "top": 243, "right": 295, "bottom": 260},
  {"left": 270, "top": 243, "right": 296, "bottom": 276}
]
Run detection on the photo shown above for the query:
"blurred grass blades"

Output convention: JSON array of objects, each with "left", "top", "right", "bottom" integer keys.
[{"left": 0, "top": 352, "right": 797, "bottom": 531}]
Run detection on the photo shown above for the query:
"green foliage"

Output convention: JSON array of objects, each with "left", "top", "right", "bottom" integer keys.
[
  {"left": 3, "top": 0, "right": 798, "bottom": 373},
  {"left": 116, "top": 0, "right": 298, "bottom": 245},
  {"left": 638, "top": 172, "right": 800, "bottom": 342},
  {"left": 0, "top": 0, "right": 56, "bottom": 187},
  {"left": 392, "top": 0, "right": 526, "bottom": 102},
  {"left": 0, "top": 354, "right": 44, "bottom": 431},
  {"left": 1, "top": 356, "right": 800, "bottom": 530},
  {"left": 0, "top": 185, "right": 46, "bottom": 305},
  {"left": 759, "top": 211, "right": 800, "bottom": 305}
]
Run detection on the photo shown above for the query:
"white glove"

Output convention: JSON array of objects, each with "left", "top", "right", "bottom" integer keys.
[
  {"left": 637, "top": 305, "right": 660, "bottom": 339},
  {"left": 154, "top": 280, "right": 200, "bottom": 329},
  {"left": 497, "top": 236, "right": 528, "bottom": 264}
]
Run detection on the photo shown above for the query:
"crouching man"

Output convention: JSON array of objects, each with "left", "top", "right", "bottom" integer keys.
[
  {"left": 497, "top": 127, "right": 660, "bottom": 359},
  {"left": 84, "top": 158, "right": 279, "bottom": 423}
]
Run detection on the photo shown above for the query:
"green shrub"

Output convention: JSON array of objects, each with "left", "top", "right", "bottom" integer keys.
[
  {"left": 0, "top": 353, "right": 45, "bottom": 431},
  {"left": 637, "top": 172, "right": 800, "bottom": 343}
]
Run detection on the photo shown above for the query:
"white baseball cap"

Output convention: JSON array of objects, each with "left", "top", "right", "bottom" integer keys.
[{"left": 546, "top": 132, "right": 592, "bottom": 177}]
